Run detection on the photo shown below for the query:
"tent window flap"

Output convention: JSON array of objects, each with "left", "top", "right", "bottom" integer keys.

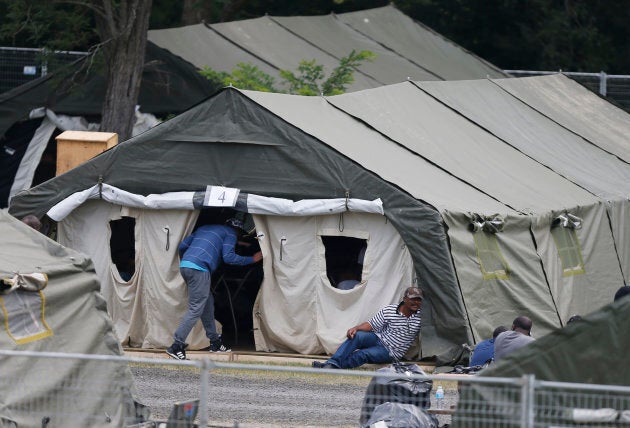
[
  {"left": 473, "top": 232, "right": 509, "bottom": 280},
  {"left": 1, "top": 290, "right": 53, "bottom": 344},
  {"left": 109, "top": 216, "right": 136, "bottom": 282},
  {"left": 551, "top": 226, "right": 585, "bottom": 276},
  {"left": 320, "top": 234, "right": 368, "bottom": 290}
]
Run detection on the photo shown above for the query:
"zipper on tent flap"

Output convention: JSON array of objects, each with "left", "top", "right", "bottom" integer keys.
[
  {"left": 280, "top": 236, "right": 286, "bottom": 261},
  {"left": 163, "top": 226, "right": 170, "bottom": 251}
]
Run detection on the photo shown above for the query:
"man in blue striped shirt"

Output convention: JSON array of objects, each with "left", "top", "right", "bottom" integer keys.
[
  {"left": 312, "top": 287, "right": 423, "bottom": 369},
  {"left": 166, "top": 218, "right": 262, "bottom": 360}
]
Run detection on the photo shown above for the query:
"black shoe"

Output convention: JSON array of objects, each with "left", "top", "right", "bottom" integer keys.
[
  {"left": 210, "top": 337, "right": 231, "bottom": 353},
  {"left": 166, "top": 342, "right": 187, "bottom": 360},
  {"left": 312, "top": 361, "right": 338, "bottom": 369}
]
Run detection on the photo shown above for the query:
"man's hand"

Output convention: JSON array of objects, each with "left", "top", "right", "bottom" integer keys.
[
  {"left": 252, "top": 251, "right": 263, "bottom": 263},
  {"left": 347, "top": 322, "right": 372, "bottom": 339},
  {"left": 346, "top": 327, "right": 358, "bottom": 339}
]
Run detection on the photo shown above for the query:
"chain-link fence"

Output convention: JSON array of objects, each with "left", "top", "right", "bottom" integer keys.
[
  {"left": 0, "top": 47, "right": 87, "bottom": 94},
  {"left": 505, "top": 70, "right": 630, "bottom": 113},
  {"left": 2, "top": 349, "right": 630, "bottom": 428}
]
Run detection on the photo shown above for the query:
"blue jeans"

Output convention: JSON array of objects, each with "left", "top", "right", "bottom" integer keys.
[
  {"left": 174, "top": 268, "right": 220, "bottom": 345},
  {"left": 327, "top": 331, "right": 392, "bottom": 369}
]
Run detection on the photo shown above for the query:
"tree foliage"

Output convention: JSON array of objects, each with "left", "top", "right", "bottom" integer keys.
[
  {"left": 394, "top": 0, "right": 627, "bottom": 73},
  {"left": 200, "top": 63, "right": 278, "bottom": 92},
  {"left": 0, "top": 0, "right": 97, "bottom": 50},
  {"left": 199, "top": 50, "right": 376, "bottom": 96}
]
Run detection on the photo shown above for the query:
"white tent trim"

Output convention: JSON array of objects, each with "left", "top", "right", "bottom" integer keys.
[{"left": 47, "top": 183, "right": 384, "bottom": 221}]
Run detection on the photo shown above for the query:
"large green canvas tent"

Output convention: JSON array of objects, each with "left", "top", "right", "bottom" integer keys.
[
  {"left": 0, "top": 210, "right": 137, "bottom": 426},
  {"left": 147, "top": 4, "right": 507, "bottom": 90},
  {"left": 8, "top": 74, "right": 630, "bottom": 361}
]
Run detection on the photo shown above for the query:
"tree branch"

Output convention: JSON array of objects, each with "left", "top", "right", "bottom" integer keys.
[{"left": 52, "top": 0, "right": 108, "bottom": 22}]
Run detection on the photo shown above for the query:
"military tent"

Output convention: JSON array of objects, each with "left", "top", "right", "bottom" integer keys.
[
  {"left": 8, "top": 74, "right": 630, "bottom": 361},
  {"left": 453, "top": 297, "right": 630, "bottom": 427},
  {"left": 0, "top": 210, "right": 137, "bottom": 426},
  {"left": 0, "top": 41, "right": 217, "bottom": 208},
  {"left": 147, "top": 4, "right": 507, "bottom": 91}
]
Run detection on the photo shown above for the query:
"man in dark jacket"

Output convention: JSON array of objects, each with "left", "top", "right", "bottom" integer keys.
[{"left": 166, "top": 218, "right": 262, "bottom": 360}]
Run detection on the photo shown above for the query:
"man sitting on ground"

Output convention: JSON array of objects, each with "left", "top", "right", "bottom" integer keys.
[
  {"left": 493, "top": 315, "right": 535, "bottom": 362},
  {"left": 312, "top": 287, "right": 423, "bottom": 369},
  {"left": 469, "top": 325, "right": 508, "bottom": 367}
]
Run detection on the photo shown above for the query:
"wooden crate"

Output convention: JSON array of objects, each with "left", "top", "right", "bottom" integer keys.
[{"left": 55, "top": 131, "right": 117, "bottom": 176}]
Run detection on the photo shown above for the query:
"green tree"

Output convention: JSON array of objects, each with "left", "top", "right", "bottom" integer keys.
[
  {"left": 0, "top": 0, "right": 97, "bottom": 50},
  {"left": 200, "top": 50, "right": 376, "bottom": 95},
  {"left": 395, "top": 0, "right": 620, "bottom": 73},
  {"left": 200, "top": 63, "right": 278, "bottom": 92}
]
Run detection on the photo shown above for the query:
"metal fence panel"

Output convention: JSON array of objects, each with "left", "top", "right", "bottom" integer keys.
[
  {"left": 0, "top": 47, "right": 87, "bottom": 94},
  {"left": 2, "top": 350, "right": 630, "bottom": 428},
  {"left": 504, "top": 70, "right": 630, "bottom": 112}
]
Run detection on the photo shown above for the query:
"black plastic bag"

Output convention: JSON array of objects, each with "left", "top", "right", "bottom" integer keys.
[
  {"left": 363, "top": 402, "right": 439, "bottom": 428},
  {"left": 360, "top": 363, "right": 433, "bottom": 426}
]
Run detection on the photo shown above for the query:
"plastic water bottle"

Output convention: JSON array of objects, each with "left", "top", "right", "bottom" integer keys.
[{"left": 435, "top": 385, "right": 445, "bottom": 409}]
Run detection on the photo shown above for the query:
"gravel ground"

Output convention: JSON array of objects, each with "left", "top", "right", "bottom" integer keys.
[{"left": 130, "top": 364, "right": 458, "bottom": 427}]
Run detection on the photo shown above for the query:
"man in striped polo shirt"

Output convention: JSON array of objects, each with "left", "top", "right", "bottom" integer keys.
[
  {"left": 312, "top": 287, "right": 423, "bottom": 369},
  {"left": 166, "top": 218, "right": 263, "bottom": 360}
]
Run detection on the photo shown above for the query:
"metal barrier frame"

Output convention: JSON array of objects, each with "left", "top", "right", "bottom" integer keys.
[{"left": 1, "top": 349, "right": 629, "bottom": 428}]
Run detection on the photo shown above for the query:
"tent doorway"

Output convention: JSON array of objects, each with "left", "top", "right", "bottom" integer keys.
[{"left": 191, "top": 208, "right": 262, "bottom": 349}]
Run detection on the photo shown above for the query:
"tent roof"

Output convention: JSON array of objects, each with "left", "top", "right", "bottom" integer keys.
[
  {"left": 323, "top": 81, "right": 601, "bottom": 213},
  {"left": 270, "top": 14, "right": 439, "bottom": 83},
  {"left": 145, "top": 23, "right": 280, "bottom": 76},
  {"left": 0, "top": 41, "right": 216, "bottom": 135},
  {"left": 417, "top": 78, "right": 630, "bottom": 200},
  {"left": 147, "top": 5, "right": 507, "bottom": 90},
  {"left": 9, "top": 74, "right": 630, "bottom": 221},
  {"left": 210, "top": 16, "right": 381, "bottom": 91},
  {"left": 0, "top": 66, "right": 62, "bottom": 138},
  {"left": 241, "top": 89, "right": 511, "bottom": 214},
  {"left": 54, "top": 41, "right": 216, "bottom": 116},
  {"left": 335, "top": 6, "right": 504, "bottom": 80},
  {"left": 495, "top": 74, "right": 630, "bottom": 164}
]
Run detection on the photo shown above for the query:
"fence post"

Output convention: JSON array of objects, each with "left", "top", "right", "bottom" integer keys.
[
  {"left": 199, "top": 359, "right": 209, "bottom": 427},
  {"left": 41, "top": 47, "right": 48, "bottom": 77},
  {"left": 599, "top": 71, "right": 607, "bottom": 96},
  {"left": 520, "top": 374, "right": 535, "bottom": 428}
]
